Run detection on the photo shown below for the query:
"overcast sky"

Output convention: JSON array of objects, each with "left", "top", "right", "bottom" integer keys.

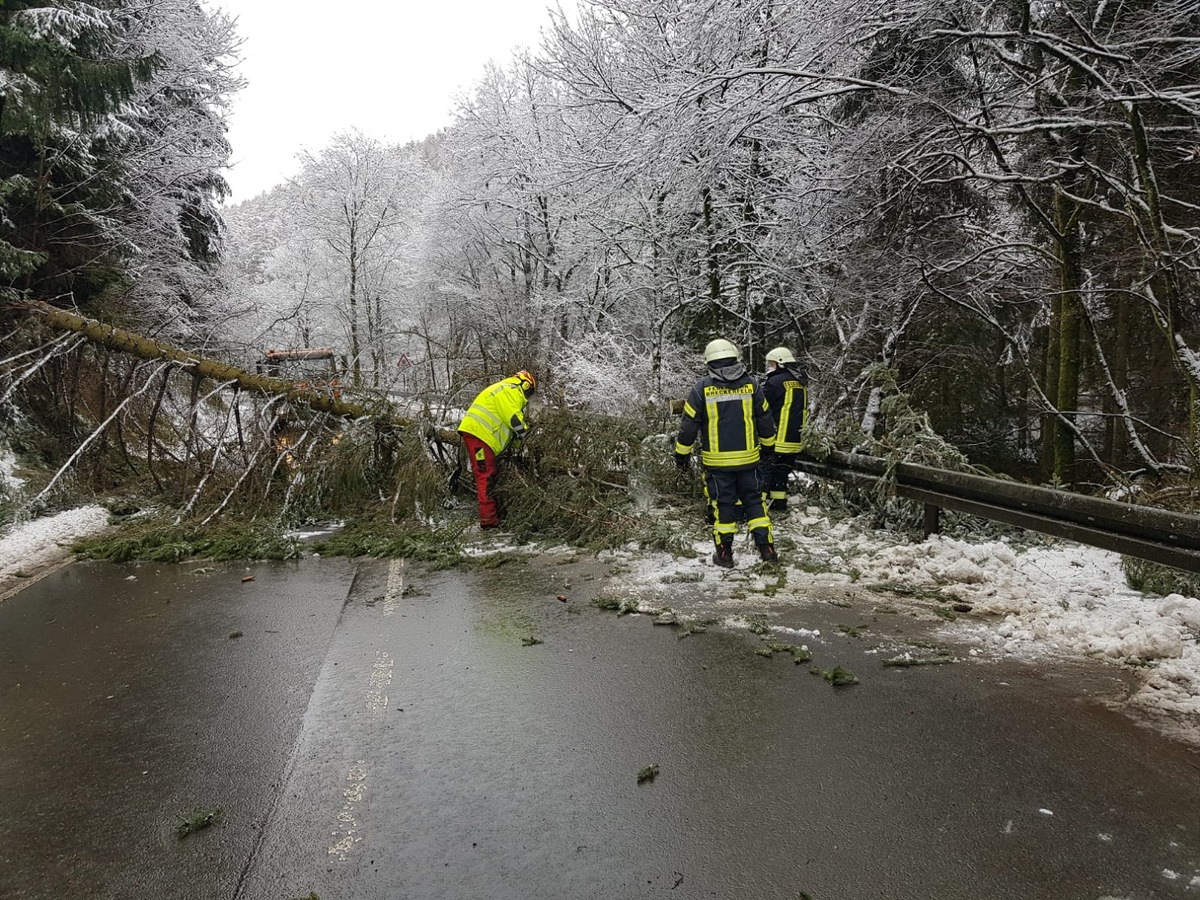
[{"left": 207, "top": 1, "right": 569, "bottom": 203}]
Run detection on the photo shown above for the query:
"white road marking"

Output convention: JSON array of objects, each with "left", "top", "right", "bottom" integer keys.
[
  {"left": 328, "top": 565, "right": 400, "bottom": 860},
  {"left": 328, "top": 762, "right": 367, "bottom": 860},
  {"left": 365, "top": 650, "right": 394, "bottom": 714},
  {"left": 382, "top": 559, "right": 405, "bottom": 616}
]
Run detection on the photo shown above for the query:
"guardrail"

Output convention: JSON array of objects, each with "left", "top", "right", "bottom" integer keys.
[{"left": 791, "top": 451, "right": 1200, "bottom": 574}]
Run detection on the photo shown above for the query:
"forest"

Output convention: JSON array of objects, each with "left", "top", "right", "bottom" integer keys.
[{"left": 1, "top": 0, "right": 1198, "bottom": 555}]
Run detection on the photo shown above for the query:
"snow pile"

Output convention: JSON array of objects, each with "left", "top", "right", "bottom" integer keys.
[
  {"left": 851, "top": 534, "right": 1200, "bottom": 726},
  {"left": 858, "top": 536, "right": 1182, "bottom": 656},
  {"left": 0, "top": 506, "right": 111, "bottom": 581}
]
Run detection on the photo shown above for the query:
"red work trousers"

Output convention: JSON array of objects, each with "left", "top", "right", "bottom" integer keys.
[{"left": 461, "top": 433, "right": 501, "bottom": 527}]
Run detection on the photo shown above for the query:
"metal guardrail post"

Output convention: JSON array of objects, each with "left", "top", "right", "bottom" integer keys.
[{"left": 922, "top": 503, "right": 940, "bottom": 537}]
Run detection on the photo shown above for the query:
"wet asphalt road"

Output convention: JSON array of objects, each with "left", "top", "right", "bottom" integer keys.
[{"left": 1, "top": 552, "right": 1199, "bottom": 900}]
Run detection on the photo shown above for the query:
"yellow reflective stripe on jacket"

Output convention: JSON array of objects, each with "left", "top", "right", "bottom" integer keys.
[
  {"left": 462, "top": 404, "right": 504, "bottom": 437},
  {"left": 758, "top": 394, "right": 776, "bottom": 449},
  {"left": 775, "top": 393, "right": 803, "bottom": 452},
  {"left": 701, "top": 446, "right": 759, "bottom": 467},
  {"left": 701, "top": 391, "right": 761, "bottom": 468},
  {"left": 768, "top": 374, "right": 807, "bottom": 453},
  {"left": 700, "top": 388, "right": 753, "bottom": 468}
]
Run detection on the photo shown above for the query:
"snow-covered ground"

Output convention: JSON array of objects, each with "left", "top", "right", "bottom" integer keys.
[
  {"left": 4, "top": 500, "right": 1199, "bottom": 749},
  {"left": 0, "top": 506, "right": 111, "bottom": 595},
  {"left": 598, "top": 505, "right": 1200, "bottom": 749}
]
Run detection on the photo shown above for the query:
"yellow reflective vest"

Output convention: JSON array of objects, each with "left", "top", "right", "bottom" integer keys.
[{"left": 457, "top": 376, "right": 530, "bottom": 454}]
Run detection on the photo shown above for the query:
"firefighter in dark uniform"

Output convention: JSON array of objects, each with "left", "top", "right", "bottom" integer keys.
[
  {"left": 674, "top": 338, "right": 778, "bottom": 567},
  {"left": 761, "top": 346, "right": 809, "bottom": 513}
]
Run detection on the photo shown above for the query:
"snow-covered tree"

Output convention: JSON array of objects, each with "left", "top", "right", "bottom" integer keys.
[
  {"left": 0, "top": 0, "right": 239, "bottom": 330},
  {"left": 107, "top": 0, "right": 242, "bottom": 337}
]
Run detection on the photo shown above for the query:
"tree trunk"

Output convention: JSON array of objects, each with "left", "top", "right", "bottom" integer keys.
[
  {"left": 26, "top": 301, "right": 377, "bottom": 421},
  {"left": 1051, "top": 189, "right": 1084, "bottom": 482},
  {"left": 1126, "top": 101, "right": 1199, "bottom": 458},
  {"left": 1041, "top": 294, "right": 1061, "bottom": 480},
  {"left": 1104, "top": 283, "right": 1131, "bottom": 464},
  {"left": 347, "top": 216, "right": 363, "bottom": 387},
  {"left": 1053, "top": 286, "right": 1082, "bottom": 481},
  {"left": 701, "top": 186, "right": 721, "bottom": 304}
]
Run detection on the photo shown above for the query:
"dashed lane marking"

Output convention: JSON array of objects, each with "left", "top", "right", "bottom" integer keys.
[
  {"left": 328, "top": 564, "right": 398, "bottom": 861},
  {"left": 381, "top": 558, "right": 405, "bottom": 616}
]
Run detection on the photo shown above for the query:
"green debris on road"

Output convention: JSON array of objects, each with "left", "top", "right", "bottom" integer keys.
[
  {"left": 883, "top": 652, "right": 955, "bottom": 668},
  {"left": 812, "top": 666, "right": 859, "bottom": 686},
  {"left": 756, "top": 641, "right": 812, "bottom": 663},
  {"left": 590, "top": 594, "right": 646, "bottom": 616},
  {"left": 175, "top": 806, "right": 222, "bottom": 839}
]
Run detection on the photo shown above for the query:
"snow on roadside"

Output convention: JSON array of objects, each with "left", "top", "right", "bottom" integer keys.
[
  {"left": 0, "top": 506, "right": 111, "bottom": 582},
  {"left": 854, "top": 533, "right": 1200, "bottom": 732},
  {"left": 611, "top": 508, "right": 1200, "bottom": 746},
  {"left": 852, "top": 531, "right": 1177, "bottom": 659}
]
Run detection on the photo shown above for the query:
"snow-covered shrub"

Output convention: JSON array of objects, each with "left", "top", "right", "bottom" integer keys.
[{"left": 555, "top": 331, "right": 697, "bottom": 417}]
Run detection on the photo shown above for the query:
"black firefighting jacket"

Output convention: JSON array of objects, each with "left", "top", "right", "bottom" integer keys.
[
  {"left": 762, "top": 364, "right": 808, "bottom": 454},
  {"left": 675, "top": 362, "right": 777, "bottom": 469}
]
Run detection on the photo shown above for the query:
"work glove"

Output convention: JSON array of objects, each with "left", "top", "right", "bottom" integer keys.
[
  {"left": 760, "top": 444, "right": 775, "bottom": 461},
  {"left": 674, "top": 452, "right": 691, "bottom": 472},
  {"left": 510, "top": 414, "right": 527, "bottom": 437}
]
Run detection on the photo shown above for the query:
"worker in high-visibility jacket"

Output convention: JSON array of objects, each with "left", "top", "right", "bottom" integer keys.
[
  {"left": 457, "top": 370, "right": 536, "bottom": 528},
  {"left": 761, "top": 346, "right": 809, "bottom": 514},
  {"left": 674, "top": 339, "right": 778, "bottom": 567}
]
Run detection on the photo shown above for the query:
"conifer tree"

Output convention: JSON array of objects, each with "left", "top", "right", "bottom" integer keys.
[
  {"left": 0, "top": 1, "right": 157, "bottom": 301},
  {"left": 1, "top": 0, "right": 236, "bottom": 331}
]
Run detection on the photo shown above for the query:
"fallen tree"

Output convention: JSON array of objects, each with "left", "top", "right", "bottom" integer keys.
[
  {"left": 26, "top": 301, "right": 378, "bottom": 421},
  {"left": 5, "top": 301, "right": 668, "bottom": 537}
]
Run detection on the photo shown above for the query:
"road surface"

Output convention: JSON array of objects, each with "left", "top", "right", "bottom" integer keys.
[{"left": 1, "top": 551, "right": 1198, "bottom": 899}]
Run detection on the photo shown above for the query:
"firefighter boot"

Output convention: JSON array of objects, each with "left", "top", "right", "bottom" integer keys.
[
  {"left": 712, "top": 536, "right": 734, "bottom": 568},
  {"left": 758, "top": 542, "right": 779, "bottom": 563}
]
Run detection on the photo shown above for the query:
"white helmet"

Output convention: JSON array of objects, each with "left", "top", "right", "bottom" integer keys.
[
  {"left": 703, "top": 338, "right": 740, "bottom": 364},
  {"left": 765, "top": 346, "right": 797, "bottom": 365}
]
